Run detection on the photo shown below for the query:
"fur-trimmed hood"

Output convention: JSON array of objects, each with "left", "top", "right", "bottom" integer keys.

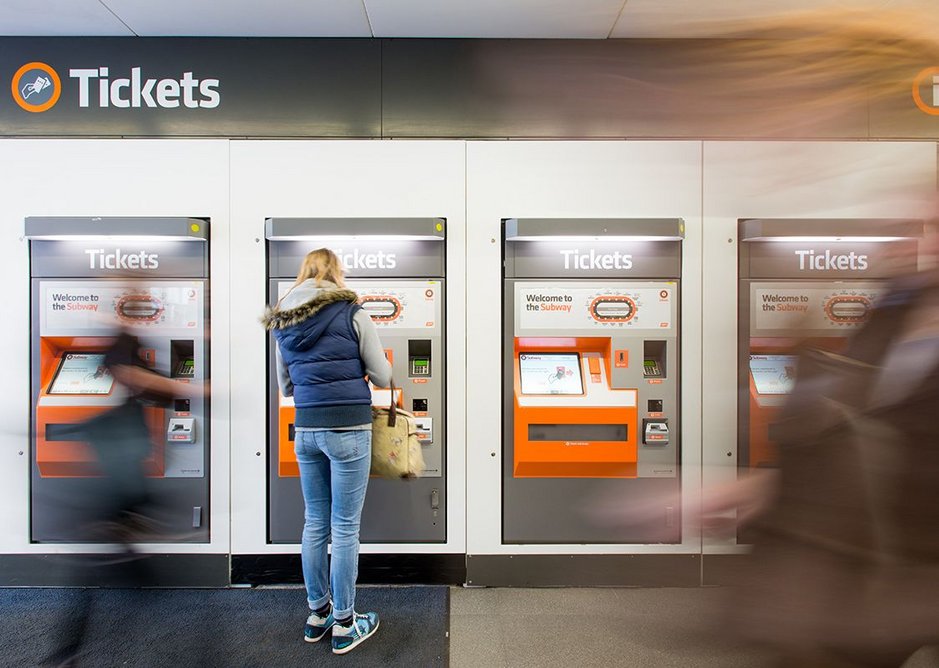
[{"left": 261, "top": 281, "right": 359, "bottom": 331}]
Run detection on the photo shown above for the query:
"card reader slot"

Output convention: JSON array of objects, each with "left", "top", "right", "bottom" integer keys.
[{"left": 643, "top": 340, "right": 667, "bottom": 379}]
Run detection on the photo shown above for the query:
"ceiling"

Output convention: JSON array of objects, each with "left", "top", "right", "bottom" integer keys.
[{"left": 0, "top": 0, "right": 936, "bottom": 38}]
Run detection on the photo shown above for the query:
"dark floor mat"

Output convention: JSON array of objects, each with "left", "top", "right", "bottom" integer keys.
[{"left": 0, "top": 585, "right": 449, "bottom": 667}]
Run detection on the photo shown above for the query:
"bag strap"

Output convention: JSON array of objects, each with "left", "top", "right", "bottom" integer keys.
[{"left": 386, "top": 378, "right": 397, "bottom": 427}]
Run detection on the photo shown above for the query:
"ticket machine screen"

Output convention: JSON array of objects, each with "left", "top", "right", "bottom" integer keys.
[
  {"left": 749, "top": 354, "right": 798, "bottom": 395},
  {"left": 519, "top": 353, "right": 584, "bottom": 395},
  {"left": 48, "top": 353, "right": 114, "bottom": 395}
]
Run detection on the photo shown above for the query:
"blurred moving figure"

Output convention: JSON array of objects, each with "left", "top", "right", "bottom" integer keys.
[
  {"left": 43, "top": 328, "right": 200, "bottom": 667},
  {"left": 591, "top": 219, "right": 939, "bottom": 666},
  {"left": 723, "top": 222, "right": 939, "bottom": 667},
  {"left": 82, "top": 328, "right": 195, "bottom": 541}
]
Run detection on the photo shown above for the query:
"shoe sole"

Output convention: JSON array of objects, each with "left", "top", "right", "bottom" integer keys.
[
  {"left": 304, "top": 624, "right": 334, "bottom": 643},
  {"left": 331, "top": 618, "right": 379, "bottom": 655}
]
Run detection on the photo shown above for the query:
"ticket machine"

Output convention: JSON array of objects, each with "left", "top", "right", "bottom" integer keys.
[
  {"left": 738, "top": 218, "right": 921, "bottom": 470},
  {"left": 504, "top": 218, "right": 683, "bottom": 544},
  {"left": 27, "top": 217, "right": 210, "bottom": 542},
  {"left": 266, "top": 218, "right": 446, "bottom": 544}
]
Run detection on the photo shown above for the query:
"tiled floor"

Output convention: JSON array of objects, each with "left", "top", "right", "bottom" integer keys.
[{"left": 448, "top": 587, "right": 939, "bottom": 668}]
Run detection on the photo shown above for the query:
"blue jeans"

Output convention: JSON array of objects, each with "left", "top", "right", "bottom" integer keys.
[{"left": 294, "top": 428, "right": 371, "bottom": 619}]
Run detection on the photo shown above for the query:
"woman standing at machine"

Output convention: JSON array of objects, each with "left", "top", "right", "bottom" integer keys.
[{"left": 263, "top": 248, "right": 391, "bottom": 655}]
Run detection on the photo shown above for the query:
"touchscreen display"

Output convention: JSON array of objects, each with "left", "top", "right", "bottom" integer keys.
[
  {"left": 519, "top": 353, "right": 584, "bottom": 395},
  {"left": 48, "top": 353, "right": 114, "bottom": 395},
  {"left": 749, "top": 355, "right": 798, "bottom": 395}
]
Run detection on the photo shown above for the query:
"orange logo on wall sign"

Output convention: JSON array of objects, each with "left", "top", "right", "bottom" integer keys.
[
  {"left": 912, "top": 67, "right": 939, "bottom": 116},
  {"left": 12, "top": 62, "right": 61, "bottom": 112}
]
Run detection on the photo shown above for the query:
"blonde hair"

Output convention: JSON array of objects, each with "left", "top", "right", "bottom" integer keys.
[{"left": 293, "top": 248, "right": 346, "bottom": 289}]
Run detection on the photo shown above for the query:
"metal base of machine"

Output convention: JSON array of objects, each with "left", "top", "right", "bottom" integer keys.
[
  {"left": 231, "top": 553, "right": 467, "bottom": 586},
  {"left": 701, "top": 553, "right": 753, "bottom": 586},
  {"left": 0, "top": 553, "right": 230, "bottom": 587},
  {"left": 466, "top": 554, "right": 700, "bottom": 587}
]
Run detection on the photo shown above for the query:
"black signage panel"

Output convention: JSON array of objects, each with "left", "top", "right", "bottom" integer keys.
[
  {"left": 2, "top": 37, "right": 931, "bottom": 140},
  {"left": 269, "top": 239, "right": 444, "bottom": 279},
  {"left": 506, "top": 240, "right": 681, "bottom": 279},
  {"left": 1, "top": 38, "right": 380, "bottom": 137},
  {"left": 381, "top": 39, "right": 870, "bottom": 139},
  {"left": 743, "top": 240, "right": 918, "bottom": 279},
  {"left": 31, "top": 240, "right": 207, "bottom": 278}
]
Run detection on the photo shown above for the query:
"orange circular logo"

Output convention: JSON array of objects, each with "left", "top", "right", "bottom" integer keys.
[
  {"left": 911, "top": 67, "right": 939, "bottom": 116},
  {"left": 11, "top": 62, "right": 61, "bottom": 112}
]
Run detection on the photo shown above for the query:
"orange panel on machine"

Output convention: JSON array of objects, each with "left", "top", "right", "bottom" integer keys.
[
  {"left": 35, "top": 337, "right": 166, "bottom": 478},
  {"left": 513, "top": 404, "right": 638, "bottom": 478},
  {"left": 37, "top": 405, "right": 167, "bottom": 478},
  {"left": 513, "top": 338, "right": 638, "bottom": 478},
  {"left": 37, "top": 405, "right": 110, "bottom": 477},
  {"left": 279, "top": 404, "right": 298, "bottom": 477}
]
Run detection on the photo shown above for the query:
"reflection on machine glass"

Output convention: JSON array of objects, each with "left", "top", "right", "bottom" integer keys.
[
  {"left": 519, "top": 353, "right": 584, "bottom": 395},
  {"left": 48, "top": 352, "right": 114, "bottom": 395},
  {"left": 749, "top": 354, "right": 798, "bottom": 395}
]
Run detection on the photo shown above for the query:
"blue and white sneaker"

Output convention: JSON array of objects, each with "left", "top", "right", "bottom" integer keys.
[
  {"left": 331, "top": 611, "right": 379, "bottom": 655},
  {"left": 304, "top": 608, "right": 335, "bottom": 643}
]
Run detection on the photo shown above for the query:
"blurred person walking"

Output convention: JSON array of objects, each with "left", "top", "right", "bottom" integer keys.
[
  {"left": 726, "top": 224, "right": 939, "bottom": 667},
  {"left": 263, "top": 248, "right": 391, "bottom": 655},
  {"left": 42, "top": 327, "right": 199, "bottom": 667},
  {"left": 89, "top": 328, "right": 196, "bottom": 536}
]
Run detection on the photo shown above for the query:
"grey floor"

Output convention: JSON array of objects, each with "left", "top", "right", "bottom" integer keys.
[{"left": 448, "top": 587, "right": 939, "bottom": 668}]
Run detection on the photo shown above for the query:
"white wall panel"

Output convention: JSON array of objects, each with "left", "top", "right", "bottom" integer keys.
[
  {"left": 701, "top": 140, "right": 938, "bottom": 554},
  {"left": 465, "top": 141, "right": 703, "bottom": 556},
  {"left": 4, "top": 136, "right": 931, "bottom": 571},
  {"left": 105, "top": 0, "right": 371, "bottom": 37},
  {"left": 366, "top": 0, "right": 624, "bottom": 38},
  {"left": 229, "top": 140, "right": 467, "bottom": 555},
  {"left": 612, "top": 0, "right": 939, "bottom": 38},
  {"left": 0, "top": 0, "right": 133, "bottom": 36},
  {"left": 0, "top": 138, "right": 231, "bottom": 554}
]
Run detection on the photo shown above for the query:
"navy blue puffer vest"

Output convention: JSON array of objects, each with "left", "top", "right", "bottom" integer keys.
[{"left": 271, "top": 297, "right": 372, "bottom": 427}]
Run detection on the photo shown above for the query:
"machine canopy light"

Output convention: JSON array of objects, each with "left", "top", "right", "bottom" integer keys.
[
  {"left": 265, "top": 234, "right": 443, "bottom": 242},
  {"left": 24, "top": 217, "right": 208, "bottom": 241},
  {"left": 739, "top": 219, "right": 922, "bottom": 243},
  {"left": 29, "top": 234, "right": 204, "bottom": 242},
  {"left": 264, "top": 218, "right": 445, "bottom": 242},
  {"left": 508, "top": 234, "right": 682, "bottom": 242},
  {"left": 504, "top": 218, "right": 684, "bottom": 242},
  {"left": 750, "top": 236, "right": 909, "bottom": 243}
]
